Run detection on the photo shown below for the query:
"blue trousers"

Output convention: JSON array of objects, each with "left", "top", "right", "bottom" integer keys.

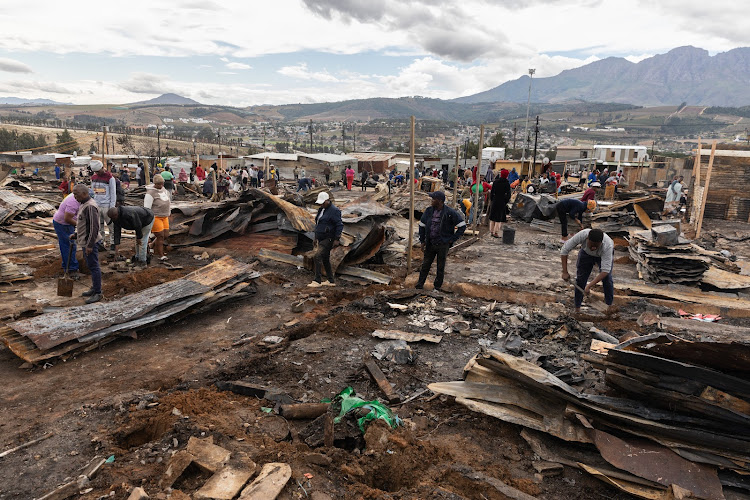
[
  {"left": 53, "top": 220, "right": 79, "bottom": 272},
  {"left": 575, "top": 250, "right": 614, "bottom": 308},
  {"left": 85, "top": 245, "right": 102, "bottom": 294}
]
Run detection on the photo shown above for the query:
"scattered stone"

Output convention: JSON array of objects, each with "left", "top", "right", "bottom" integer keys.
[
  {"left": 127, "top": 487, "right": 149, "bottom": 500},
  {"left": 290, "top": 301, "right": 305, "bottom": 313},
  {"left": 304, "top": 453, "right": 332, "bottom": 466},
  {"left": 372, "top": 340, "right": 416, "bottom": 364},
  {"left": 261, "top": 336, "right": 284, "bottom": 345}
]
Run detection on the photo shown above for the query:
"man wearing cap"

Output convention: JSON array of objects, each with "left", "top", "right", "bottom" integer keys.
[
  {"left": 560, "top": 228, "right": 615, "bottom": 313},
  {"left": 308, "top": 192, "right": 343, "bottom": 288},
  {"left": 415, "top": 191, "right": 466, "bottom": 291},
  {"left": 556, "top": 197, "right": 596, "bottom": 241},
  {"left": 89, "top": 159, "right": 117, "bottom": 252}
]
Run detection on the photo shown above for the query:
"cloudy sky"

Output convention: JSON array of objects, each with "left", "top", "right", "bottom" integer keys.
[{"left": 0, "top": 0, "right": 746, "bottom": 107}]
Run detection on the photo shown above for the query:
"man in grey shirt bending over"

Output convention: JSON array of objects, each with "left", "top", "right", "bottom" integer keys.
[{"left": 560, "top": 228, "right": 614, "bottom": 313}]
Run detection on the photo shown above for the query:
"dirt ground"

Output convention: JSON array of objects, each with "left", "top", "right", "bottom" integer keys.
[{"left": 0, "top": 217, "right": 745, "bottom": 499}]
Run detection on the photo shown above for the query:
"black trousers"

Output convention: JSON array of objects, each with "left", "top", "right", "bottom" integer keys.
[
  {"left": 314, "top": 238, "right": 335, "bottom": 283},
  {"left": 417, "top": 242, "right": 450, "bottom": 289},
  {"left": 556, "top": 204, "right": 579, "bottom": 237}
]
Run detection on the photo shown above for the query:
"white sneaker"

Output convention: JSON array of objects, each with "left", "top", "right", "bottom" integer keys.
[{"left": 307, "top": 281, "right": 323, "bottom": 288}]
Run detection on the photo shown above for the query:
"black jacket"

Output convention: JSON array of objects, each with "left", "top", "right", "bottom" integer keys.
[
  {"left": 314, "top": 204, "right": 343, "bottom": 241},
  {"left": 113, "top": 206, "right": 155, "bottom": 245},
  {"left": 418, "top": 205, "right": 466, "bottom": 246}
]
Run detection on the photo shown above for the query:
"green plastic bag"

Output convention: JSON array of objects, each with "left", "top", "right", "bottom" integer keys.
[{"left": 334, "top": 387, "right": 400, "bottom": 433}]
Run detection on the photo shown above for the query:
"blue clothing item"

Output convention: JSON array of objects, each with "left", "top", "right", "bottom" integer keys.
[
  {"left": 557, "top": 198, "right": 587, "bottom": 223},
  {"left": 314, "top": 204, "right": 343, "bottom": 242},
  {"left": 429, "top": 208, "right": 443, "bottom": 241},
  {"left": 297, "top": 178, "right": 312, "bottom": 192},
  {"left": 418, "top": 205, "right": 466, "bottom": 246},
  {"left": 53, "top": 220, "right": 79, "bottom": 272},
  {"left": 85, "top": 245, "right": 102, "bottom": 294},
  {"left": 508, "top": 170, "right": 519, "bottom": 184},
  {"left": 55, "top": 165, "right": 61, "bottom": 180},
  {"left": 575, "top": 249, "right": 614, "bottom": 308},
  {"left": 136, "top": 220, "right": 154, "bottom": 263}
]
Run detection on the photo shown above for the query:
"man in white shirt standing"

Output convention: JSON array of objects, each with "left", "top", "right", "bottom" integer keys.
[{"left": 560, "top": 228, "right": 615, "bottom": 313}]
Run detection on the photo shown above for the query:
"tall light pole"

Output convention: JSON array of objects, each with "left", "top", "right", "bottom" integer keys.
[{"left": 521, "top": 68, "right": 535, "bottom": 173}]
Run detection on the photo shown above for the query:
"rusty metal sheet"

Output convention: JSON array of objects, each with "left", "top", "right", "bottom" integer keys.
[
  {"left": 702, "top": 266, "right": 750, "bottom": 290},
  {"left": 340, "top": 195, "right": 396, "bottom": 223},
  {"left": 0, "top": 189, "right": 55, "bottom": 215},
  {"left": 10, "top": 256, "right": 250, "bottom": 350},
  {"left": 248, "top": 188, "right": 315, "bottom": 232},
  {"left": 590, "top": 428, "right": 725, "bottom": 500}
]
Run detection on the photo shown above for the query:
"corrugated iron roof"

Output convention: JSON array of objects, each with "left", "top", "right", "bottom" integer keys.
[
  {"left": 349, "top": 153, "right": 396, "bottom": 162},
  {"left": 302, "top": 153, "right": 357, "bottom": 164},
  {"left": 248, "top": 153, "right": 299, "bottom": 161}
]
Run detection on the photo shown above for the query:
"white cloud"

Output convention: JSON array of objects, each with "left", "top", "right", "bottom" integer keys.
[
  {"left": 226, "top": 62, "right": 252, "bottom": 70},
  {"left": 0, "top": 79, "right": 74, "bottom": 94},
  {"left": 278, "top": 63, "right": 339, "bottom": 82},
  {"left": 0, "top": 58, "right": 32, "bottom": 73},
  {"left": 0, "top": 0, "right": 744, "bottom": 106}
]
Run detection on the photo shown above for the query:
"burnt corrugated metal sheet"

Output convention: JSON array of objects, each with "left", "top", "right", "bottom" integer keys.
[
  {"left": 249, "top": 188, "right": 315, "bottom": 232},
  {"left": 9, "top": 256, "right": 252, "bottom": 351}
]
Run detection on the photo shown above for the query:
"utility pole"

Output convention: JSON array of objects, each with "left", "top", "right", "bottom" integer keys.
[
  {"left": 353, "top": 124, "right": 356, "bottom": 152},
  {"left": 309, "top": 119, "right": 313, "bottom": 153},
  {"left": 102, "top": 125, "right": 107, "bottom": 171},
  {"left": 521, "top": 68, "right": 535, "bottom": 164},
  {"left": 157, "top": 127, "right": 161, "bottom": 163},
  {"left": 341, "top": 124, "right": 346, "bottom": 153},
  {"left": 512, "top": 122, "right": 517, "bottom": 153},
  {"left": 531, "top": 116, "right": 540, "bottom": 177},
  {"left": 407, "top": 116, "right": 416, "bottom": 275},
  {"left": 463, "top": 138, "right": 469, "bottom": 168},
  {"left": 262, "top": 125, "right": 266, "bottom": 152}
]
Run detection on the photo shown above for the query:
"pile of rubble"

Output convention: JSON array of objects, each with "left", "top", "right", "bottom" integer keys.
[{"left": 431, "top": 335, "right": 750, "bottom": 499}]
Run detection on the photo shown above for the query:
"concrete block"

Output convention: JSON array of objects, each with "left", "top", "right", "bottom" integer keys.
[
  {"left": 186, "top": 436, "right": 231, "bottom": 473},
  {"left": 652, "top": 224, "right": 679, "bottom": 246},
  {"left": 239, "top": 463, "right": 292, "bottom": 500},
  {"left": 158, "top": 450, "right": 194, "bottom": 489},
  {"left": 194, "top": 465, "right": 256, "bottom": 500}
]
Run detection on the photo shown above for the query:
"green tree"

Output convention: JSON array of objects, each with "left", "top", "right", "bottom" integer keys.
[
  {"left": 56, "top": 129, "right": 79, "bottom": 154},
  {"left": 486, "top": 131, "right": 507, "bottom": 148},
  {"left": 195, "top": 126, "right": 215, "bottom": 142}
]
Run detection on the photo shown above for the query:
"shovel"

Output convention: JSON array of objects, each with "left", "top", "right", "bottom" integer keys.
[
  {"left": 567, "top": 279, "right": 611, "bottom": 315},
  {"left": 57, "top": 241, "right": 74, "bottom": 297}
]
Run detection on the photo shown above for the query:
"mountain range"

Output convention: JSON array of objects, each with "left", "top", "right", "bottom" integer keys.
[
  {"left": 456, "top": 46, "right": 750, "bottom": 107},
  {"left": 130, "top": 93, "right": 200, "bottom": 106},
  {"left": 0, "top": 97, "right": 70, "bottom": 105}
]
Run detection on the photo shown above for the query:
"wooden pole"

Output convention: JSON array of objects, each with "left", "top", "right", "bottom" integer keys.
[
  {"left": 101, "top": 126, "right": 107, "bottom": 171},
  {"left": 693, "top": 138, "right": 702, "bottom": 189},
  {"left": 407, "top": 115, "right": 416, "bottom": 275},
  {"left": 452, "top": 145, "right": 459, "bottom": 209},
  {"left": 473, "top": 125, "right": 485, "bottom": 234},
  {"left": 695, "top": 141, "right": 716, "bottom": 239},
  {"left": 144, "top": 159, "right": 151, "bottom": 185}
]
